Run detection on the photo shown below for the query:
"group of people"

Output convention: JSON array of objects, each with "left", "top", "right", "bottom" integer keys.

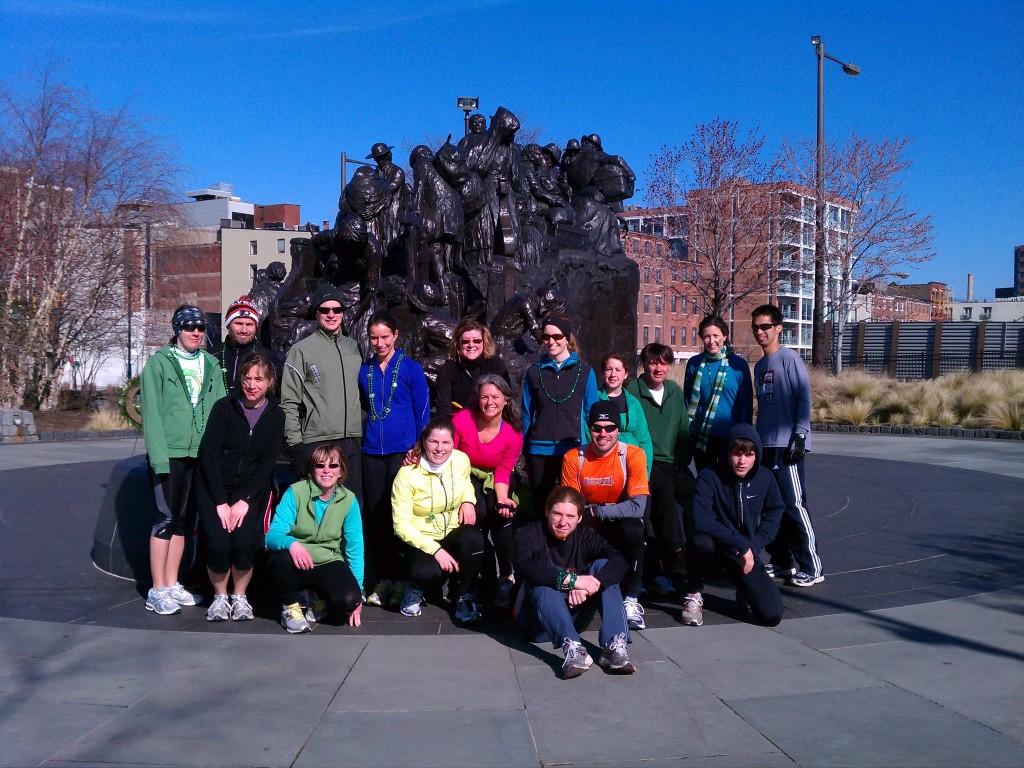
[{"left": 139, "top": 288, "right": 824, "bottom": 679}]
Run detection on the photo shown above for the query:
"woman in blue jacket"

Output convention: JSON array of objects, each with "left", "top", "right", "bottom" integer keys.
[
  {"left": 684, "top": 315, "right": 753, "bottom": 472},
  {"left": 358, "top": 311, "right": 430, "bottom": 609}
]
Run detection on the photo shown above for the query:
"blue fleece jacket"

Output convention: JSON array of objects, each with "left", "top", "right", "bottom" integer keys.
[{"left": 359, "top": 350, "right": 431, "bottom": 455}]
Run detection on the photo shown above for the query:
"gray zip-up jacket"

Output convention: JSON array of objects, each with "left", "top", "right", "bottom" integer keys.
[{"left": 281, "top": 328, "right": 362, "bottom": 447}]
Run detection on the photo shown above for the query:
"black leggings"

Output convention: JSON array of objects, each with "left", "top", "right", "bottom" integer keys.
[
  {"left": 362, "top": 452, "right": 406, "bottom": 583},
  {"left": 149, "top": 457, "right": 198, "bottom": 539},
  {"left": 595, "top": 517, "right": 646, "bottom": 599},
  {"left": 401, "top": 526, "right": 485, "bottom": 598},
  {"left": 471, "top": 475, "right": 518, "bottom": 579},
  {"left": 196, "top": 484, "right": 269, "bottom": 573},
  {"left": 526, "top": 453, "right": 566, "bottom": 514},
  {"left": 269, "top": 550, "right": 362, "bottom": 617}
]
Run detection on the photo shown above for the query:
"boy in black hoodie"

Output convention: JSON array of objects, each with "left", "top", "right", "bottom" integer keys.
[{"left": 691, "top": 424, "right": 784, "bottom": 626}]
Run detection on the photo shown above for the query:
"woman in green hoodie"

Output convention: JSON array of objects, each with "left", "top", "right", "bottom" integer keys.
[{"left": 140, "top": 305, "right": 227, "bottom": 616}]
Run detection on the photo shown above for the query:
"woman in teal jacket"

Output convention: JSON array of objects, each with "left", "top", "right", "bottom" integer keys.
[
  {"left": 266, "top": 444, "right": 364, "bottom": 634},
  {"left": 140, "top": 305, "right": 227, "bottom": 616},
  {"left": 591, "top": 352, "right": 654, "bottom": 476}
]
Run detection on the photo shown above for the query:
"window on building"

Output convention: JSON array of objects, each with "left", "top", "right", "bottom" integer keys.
[
  {"left": 643, "top": 295, "right": 650, "bottom": 313},
  {"left": 654, "top": 296, "right": 662, "bottom": 315},
  {"left": 249, "top": 240, "right": 258, "bottom": 256},
  {"left": 643, "top": 326, "right": 650, "bottom": 344},
  {"left": 644, "top": 267, "right": 650, "bottom": 282},
  {"left": 801, "top": 302, "right": 812, "bottom": 321},
  {"left": 963, "top": 307, "right": 972, "bottom": 319},
  {"left": 671, "top": 295, "right": 678, "bottom": 313},
  {"left": 250, "top": 264, "right": 258, "bottom": 281},
  {"left": 655, "top": 269, "right": 662, "bottom": 284},
  {"left": 691, "top": 327, "right": 698, "bottom": 346},
  {"left": 277, "top": 238, "right": 286, "bottom": 253},
  {"left": 671, "top": 326, "right": 677, "bottom": 345},
  {"left": 692, "top": 301, "right": 698, "bottom": 315},
  {"left": 654, "top": 326, "right": 662, "bottom": 342},
  {"left": 681, "top": 297, "right": 687, "bottom": 313}
]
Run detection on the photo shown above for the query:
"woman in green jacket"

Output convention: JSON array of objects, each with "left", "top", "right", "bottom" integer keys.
[{"left": 140, "top": 305, "right": 227, "bottom": 616}]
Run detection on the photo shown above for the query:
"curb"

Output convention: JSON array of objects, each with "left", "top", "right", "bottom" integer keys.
[
  {"left": 37, "top": 429, "right": 140, "bottom": 443},
  {"left": 811, "top": 423, "right": 1024, "bottom": 440}
]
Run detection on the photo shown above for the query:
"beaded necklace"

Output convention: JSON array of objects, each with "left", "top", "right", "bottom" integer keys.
[
  {"left": 424, "top": 459, "right": 456, "bottom": 533},
  {"left": 367, "top": 350, "right": 403, "bottom": 422},
  {"left": 537, "top": 357, "right": 582, "bottom": 405}
]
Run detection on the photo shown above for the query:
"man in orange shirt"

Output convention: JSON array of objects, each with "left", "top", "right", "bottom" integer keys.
[{"left": 562, "top": 403, "right": 650, "bottom": 629}]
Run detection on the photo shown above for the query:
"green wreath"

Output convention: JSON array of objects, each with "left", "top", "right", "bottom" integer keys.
[{"left": 119, "top": 375, "right": 143, "bottom": 430}]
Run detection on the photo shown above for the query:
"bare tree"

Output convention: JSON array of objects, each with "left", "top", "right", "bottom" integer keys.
[
  {"left": 644, "top": 118, "right": 778, "bottom": 322},
  {"left": 779, "top": 133, "right": 934, "bottom": 373},
  {"left": 0, "top": 66, "right": 178, "bottom": 409}
]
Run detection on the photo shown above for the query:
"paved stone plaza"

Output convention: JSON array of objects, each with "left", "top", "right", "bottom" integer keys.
[{"left": 1, "top": 434, "right": 1023, "bottom": 766}]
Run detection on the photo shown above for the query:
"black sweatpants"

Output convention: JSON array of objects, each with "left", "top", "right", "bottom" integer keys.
[
  {"left": 401, "top": 526, "right": 485, "bottom": 599},
  {"left": 269, "top": 550, "right": 361, "bottom": 617},
  {"left": 693, "top": 533, "right": 783, "bottom": 626}
]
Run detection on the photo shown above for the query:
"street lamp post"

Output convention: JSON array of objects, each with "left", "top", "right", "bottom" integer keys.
[
  {"left": 811, "top": 35, "right": 860, "bottom": 369},
  {"left": 339, "top": 151, "right": 374, "bottom": 196}
]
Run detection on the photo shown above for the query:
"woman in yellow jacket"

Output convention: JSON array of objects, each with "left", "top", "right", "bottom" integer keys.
[{"left": 391, "top": 415, "right": 485, "bottom": 623}]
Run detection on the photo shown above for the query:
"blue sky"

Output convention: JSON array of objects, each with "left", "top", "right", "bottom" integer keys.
[{"left": 3, "top": 0, "right": 1021, "bottom": 300}]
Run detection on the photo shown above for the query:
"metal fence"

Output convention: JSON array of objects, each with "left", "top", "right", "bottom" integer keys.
[{"left": 822, "top": 320, "right": 1024, "bottom": 379}]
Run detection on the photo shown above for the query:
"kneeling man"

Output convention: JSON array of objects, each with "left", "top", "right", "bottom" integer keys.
[
  {"left": 513, "top": 486, "right": 634, "bottom": 679},
  {"left": 692, "top": 424, "right": 784, "bottom": 626}
]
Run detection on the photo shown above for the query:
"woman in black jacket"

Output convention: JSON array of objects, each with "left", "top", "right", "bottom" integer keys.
[
  {"left": 433, "top": 318, "right": 510, "bottom": 416},
  {"left": 197, "top": 352, "right": 285, "bottom": 621}
]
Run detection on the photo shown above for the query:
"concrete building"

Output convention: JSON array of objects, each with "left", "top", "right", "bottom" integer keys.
[
  {"left": 849, "top": 283, "right": 932, "bottom": 323},
  {"left": 951, "top": 296, "right": 1024, "bottom": 323},
  {"left": 147, "top": 185, "right": 313, "bottom": 350}
]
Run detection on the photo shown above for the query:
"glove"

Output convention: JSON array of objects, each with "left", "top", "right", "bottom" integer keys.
[{"left": 784, "top": 432, "right": 806, "bottom": 465}]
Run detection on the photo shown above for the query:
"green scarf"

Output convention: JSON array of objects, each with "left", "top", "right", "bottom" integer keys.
[{"left": 687, "top": 346, "right": 730, "bottom": 452}]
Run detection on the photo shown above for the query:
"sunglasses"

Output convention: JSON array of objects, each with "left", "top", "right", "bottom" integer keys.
[
  {"left": 459, "top": 337, "right": 484, "bottom": 346},
  {"left": 589, "top": 424, "right": 618, "bottom": 434},
  {"left": 541, "top": 333, "right": 565, "bottom": 342},
  {"left": 752, "top": 323, "right": 777, "bottom": 332},
  {"left": 181, "top": 324, "right": 206, "bottom": 333},
  {"left": 314, "top": 463, "right": 341, "bottom": 469},
  {"left": 317, "top": 306, "right": 343, "bottom": 316}
]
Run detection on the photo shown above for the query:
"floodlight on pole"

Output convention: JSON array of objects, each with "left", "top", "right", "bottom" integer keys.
[
  {"left": 457, "top": 96, "right": 479, "bottom": 137},
  {"left": 811, "top": 35, "right": 861, "bottom": 369}
]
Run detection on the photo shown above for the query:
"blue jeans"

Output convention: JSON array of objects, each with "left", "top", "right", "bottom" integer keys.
[{"left": 515, "top": 559, "right": 629, "bottom": 648}]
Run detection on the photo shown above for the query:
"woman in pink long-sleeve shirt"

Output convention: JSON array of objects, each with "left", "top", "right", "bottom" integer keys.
[{"left": 452, "top": 374, "right": 524, "bottom": 607}]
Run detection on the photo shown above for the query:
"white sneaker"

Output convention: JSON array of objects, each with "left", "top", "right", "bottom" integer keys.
[
  {"left": 166, "top": 582, "right": 200, "bottom": 606},
  {"left": 561, "top": 638, "right": 593, "bottom": 679},
  {"left": 623, "top": 597, "right": 646, "bottom": 630},
  {"left": 146, "top": 587, "right": 181, "bottom": 615},
  {"left": 680, "top": 592, "right": 704, "bottom": 627},
  {"left": 206, "top": 594, "right": 230, "bottom": 622},
  {"left": 230, "top": 594, "right": 254, "bottom": 621}
]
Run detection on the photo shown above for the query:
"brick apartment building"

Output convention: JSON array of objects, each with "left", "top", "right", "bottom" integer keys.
[{"left": 621, "top": 182, "right": 856, "bottom": 360}]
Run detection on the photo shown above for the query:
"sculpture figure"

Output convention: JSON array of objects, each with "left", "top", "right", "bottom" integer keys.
[
  {"left": 410, "top": 142, "right": 464, "bottom": 306},
  {"left": 565, "top": 133, "right": 636, "bottom": 205},
  {"left": 366, "top": 142, "right": 407, "bottom": 254}
]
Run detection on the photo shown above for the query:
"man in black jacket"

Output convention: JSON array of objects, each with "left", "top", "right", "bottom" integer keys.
[
  {"left": 513, "top": 486, "right": 635, "bottom": 679},
  {"left": 218, "top": 295, "right": 278, "bottom": 396},
  {"left": 692, "top": 424, "right": 784, "bottom": 626}
]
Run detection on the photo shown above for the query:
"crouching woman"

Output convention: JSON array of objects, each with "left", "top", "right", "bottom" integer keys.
[
  {"left": 266, "top": 445, "right": 364, "bottom": 633},
  {"left": 391, "top": 416, "right": 485, "bottom": 623}
]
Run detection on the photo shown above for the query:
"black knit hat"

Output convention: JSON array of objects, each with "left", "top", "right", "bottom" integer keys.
[
  {"left": 587, "top": 402, "right": 618, "bottom": 427},
  {"left": 310, "top": 283, "right": 344, "bottom": 312}
]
